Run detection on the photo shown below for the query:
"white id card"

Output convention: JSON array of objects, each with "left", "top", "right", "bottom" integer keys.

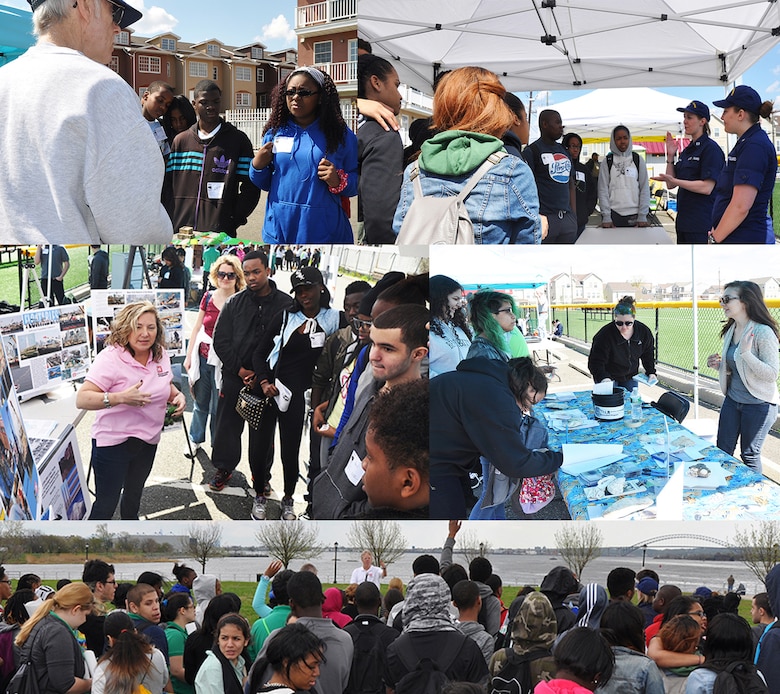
[
  {"left": 541, "top": 153, "right": 555, "bottom": 164},
  {"left": 207, "top": 182, "right": 225, "bottom": 200},
  {"left": 576, "top": 171, "right": 586, "bottom": 182},
  {"left": 345, "top": 449, "right": 365, "bottom": 486},
  {"left": 273, "top": 136, "right": 294, "bottom": 153},
  {"left": 309, "top": 331, "right": 325, "bottom": 348}
]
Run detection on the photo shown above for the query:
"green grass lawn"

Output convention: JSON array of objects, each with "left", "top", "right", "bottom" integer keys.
[{"left": 0, "top": 247, "right": 91, "bottom": 308}]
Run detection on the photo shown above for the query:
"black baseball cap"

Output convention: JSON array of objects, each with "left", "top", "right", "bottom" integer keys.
[
  {"left": 289, "top": 266, "right": 324, "bottom": 292},
  {"left": 28, "top": 0, "right": 143, "bottom": 29}
]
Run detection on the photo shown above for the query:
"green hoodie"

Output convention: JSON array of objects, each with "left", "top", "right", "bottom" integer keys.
[{"left": 419, "top": 130, "right": 505, "bottom": 176}]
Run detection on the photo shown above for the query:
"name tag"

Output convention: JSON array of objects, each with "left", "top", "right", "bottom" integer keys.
[
  {"left": 274, "top": 137, "right": 294, "bottom": 153},
  {"left": 625, "top": 168, "right": 637, "bottom": 178},
  {"left": 541, "top": 153, "right": 555, "bottom": 164},
  {"left": 207, "top": 182, "right": 224, "bottom": 199},
  {"left": 346, "top": 450, "right": 365, "bottom": 486},
  {"left": 576, "top": 171, "right": 586, "bottom": 182},
  {"left": 309, "top": 331, "right": 325, "bottom": 349}
]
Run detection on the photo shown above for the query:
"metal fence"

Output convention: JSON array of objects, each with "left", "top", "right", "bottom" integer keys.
[
  {"left": 550, "top": 300, "right": 780, "bottom": 387},
  {"left": 226, "top": 101, "right": 359, "bottom": 150}
]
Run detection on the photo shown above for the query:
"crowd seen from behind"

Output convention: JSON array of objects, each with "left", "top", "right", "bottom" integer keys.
[{"left": 1, "top": 529, "right": 779, "bottom": 694}]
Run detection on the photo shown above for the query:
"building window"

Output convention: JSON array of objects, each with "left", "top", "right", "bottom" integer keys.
[
  {"left": 138, "top": 56, "right": 161, "bottom": 73},
  {"left": 251, "top": 47, "right": 263, "bottom": 60},
  {"left": 115, "top": 31, "right": 129, "bottom": 45},
  {"left": 259, "top": 93, "right": 268, "bottom": 108},
  {"left": 348, "top": 38, "right": 358, "bottom": 63},
  {"left": 313, "top": 41, "right": 332, "bottom": 64},
  {"left": 714, "top": 127, "right": 721, "bottom": 137},
  {"left": 161, "top": 38, "right": 176, "bottom": 51},
  {"left": 166, "top": 62, "right": 171, "bottom": 77},
  {"left": 109, "top": 56, "right": 119, "bottom": 73},
  {"left": 236, "top": 66, "right": 252, "bottom": 81},
  {"left": 213, "top": 66, "right": 218, "bottom": 80},
  {"left": 257, "top": 68, "right": 265, "bottom": 83},
  {"left": 207, "top": 43, "right": 220, "bottom": 57},
  {"left": 280, "top": 68, "right": 292, "bottom": 81},
  {"left": 189, "top": 61, "right": 207, "bottom": 78},
  {"left": 235, "top": 92, "right": 251, "bottom": 108}
]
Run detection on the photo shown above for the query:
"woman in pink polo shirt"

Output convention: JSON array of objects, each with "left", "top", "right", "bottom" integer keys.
[{"left": 77, "top": 301, "right": 186, "bottom": 519}]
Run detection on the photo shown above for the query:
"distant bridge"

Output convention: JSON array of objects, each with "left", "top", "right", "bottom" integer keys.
[{"left": 619, "top": 534, "right": 732, "bottom": 556}]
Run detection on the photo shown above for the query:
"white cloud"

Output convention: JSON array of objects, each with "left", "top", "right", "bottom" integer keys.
[
  {"left": 258, "top": 14, "right": 296, "bottom": 45},
  {"left": 2, "top": 1, "right": 30, "bottom": 10},
  {"left": 125, "top": 1, "right": 178, "bottom": 37}
]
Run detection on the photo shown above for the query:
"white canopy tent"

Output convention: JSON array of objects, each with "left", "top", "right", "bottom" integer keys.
[
  {"left": 359, "top": 0, "right": 780, "bottom": 94},
  {"left": 552, "top": 87, "right": 692, "bottom": 143}
]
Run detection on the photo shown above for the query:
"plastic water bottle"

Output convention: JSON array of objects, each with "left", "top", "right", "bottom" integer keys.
[{"left": 630, "top": 387, "right": 642, "bottom": 422}]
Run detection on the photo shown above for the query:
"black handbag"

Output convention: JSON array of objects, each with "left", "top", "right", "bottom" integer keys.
[{"left": 235, "top": 387, "right": 269, "bottom": 430}]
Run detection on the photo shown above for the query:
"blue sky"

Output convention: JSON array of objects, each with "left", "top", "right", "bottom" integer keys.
[{"left": 4, "top": 0, "right": 298, "bottom": 49}]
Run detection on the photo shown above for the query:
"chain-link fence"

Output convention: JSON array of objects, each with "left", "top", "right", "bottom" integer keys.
[{"left": 550, "top": 301, "right": 780, "bottom": 388}]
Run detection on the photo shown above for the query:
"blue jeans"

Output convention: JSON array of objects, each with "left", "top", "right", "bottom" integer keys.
[
  {"left": 190, "top": 354, "right": 217, "bottom": 445},
  {"left": 469, "top": 457, "right": 507, "bottom": 520},
  {"left": 88, "top": 437, "right": 158, "bottom": 519},
  {"left": 717, "top": 395, "right": 777, "bottom": 474}
]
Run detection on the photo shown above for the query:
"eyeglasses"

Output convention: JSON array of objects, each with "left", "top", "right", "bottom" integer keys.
[
  {"left": 688, "top": 610, "right": 706, "bottom": 617},
  {"left": 284, "top": 89, "right": 319, "bottom": 99},
  {"left": 104, "top": 579, "right": 117, "bottom": 585},
  {"left": 719, "top": 295, "right": 739, "bottom": 304},
  {"left": 614, "top": 320, "right": 634, "bottom": 327},
  {"left": 493, "top": 307, "right": 514, "bottom": 316},
  {"left": 106, "top": 0, "right": 124, "bottom": 26},
  {"left": 217, "top": 271, "right": 236, "bottom": 280},
  {"left": 352, "top": 318, "right": 372, "bottom": 330},
  {"left": 0, "top": 580, "right": 11, "bottom": 585}
]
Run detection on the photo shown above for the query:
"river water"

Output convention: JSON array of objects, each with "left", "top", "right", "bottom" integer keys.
[{"left": 7, "top": 551, "right": 761, "bottom": 596}]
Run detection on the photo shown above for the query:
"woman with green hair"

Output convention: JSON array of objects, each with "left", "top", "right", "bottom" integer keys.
[
  {"left": 466, "top": 290, "right": 553, "bottom": 520},
  {"left": 466, "top": 290, "right": 528, "bottom": 361}
]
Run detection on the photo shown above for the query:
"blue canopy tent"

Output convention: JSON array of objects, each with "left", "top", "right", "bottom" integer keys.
[{"left": 0, "top": 4, "right": 34, "bottom": 66}]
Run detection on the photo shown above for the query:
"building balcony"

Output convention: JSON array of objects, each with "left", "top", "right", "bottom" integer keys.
[
  {"left": 297, "top": 0, "right": 357, "bottom": 28},
  {"left": 401, "top": 85, "right": 433, "bottom": 113},
  {"left": 312, "top": 60, "right": 356, "bottom": 84}
]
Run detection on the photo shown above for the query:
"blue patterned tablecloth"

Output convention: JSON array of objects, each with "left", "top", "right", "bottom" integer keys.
[{"left": 536, "top": 390, "right": 780, "bottom": 520}]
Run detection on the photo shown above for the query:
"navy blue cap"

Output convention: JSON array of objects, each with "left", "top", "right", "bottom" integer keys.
[
  {"left": 28, "top": 0, "right": 143, "bottom": 29},
  {"left": 713, "top": 85, "right": 762, "bottom": 114},
  {"left": 676, "top": 100, "right": 710, "bottom": 120}
]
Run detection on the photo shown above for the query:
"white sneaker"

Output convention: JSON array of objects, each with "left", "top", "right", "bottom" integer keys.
[
  {"left": 251, "top": 496, "right": 267, "bottom": 520},
  {"left": 281, "top": 496, "right": 296, "bottom": 521},
  {"left": 184, "top": 442, "right": 201, "bottom": 458}
]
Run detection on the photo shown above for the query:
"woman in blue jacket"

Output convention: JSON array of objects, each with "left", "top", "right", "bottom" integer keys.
[
  {"left": 250, "top": 67, "right": 357, "bottom": 244},
  {"left": 708, "top": 85, "right": 777, "bottom": 244},
  {"left": 392, "top": 66, "right": 541, "bottom": 244}
]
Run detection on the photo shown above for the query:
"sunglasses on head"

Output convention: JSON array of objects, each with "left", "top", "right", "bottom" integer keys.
[
  {"left": 614, "top": 320, "right": 634, "bottom": 327},
  {"left": 217, "top": 271, "right": 236, "bottom": 280},
  {"left": 284, "top": 88, "right": 319, "bottom": 98},
  {"left": 719, "top": 295, "right": 739, "bottom": 304}
]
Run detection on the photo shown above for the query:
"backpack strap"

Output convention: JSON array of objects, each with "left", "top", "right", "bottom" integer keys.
[{"left": 454, "top": 151, "right": 508, "bottom": 203}]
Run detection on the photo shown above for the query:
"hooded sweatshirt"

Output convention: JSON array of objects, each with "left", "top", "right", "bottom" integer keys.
[
  {"left": 597, "top": 126, "right": 650, "bottom": 223},
  {"left": 540, "top": 566, "right": 581, "bottom": 634},
  {"left": 393, "top": 130, "right": 542, "bottom": 244},
  {"left": 323, "top": 587, "right": 352, "bottom": 628},
  {"left": 193, "top": 574, "right": 218, "bottom": 626},
  {"left": 489, "top": 591, "right": 557, "bottom": 687}
]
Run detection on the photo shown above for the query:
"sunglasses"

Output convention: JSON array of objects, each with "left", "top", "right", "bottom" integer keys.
[
  {"left": 217, "top": 271, "right": 236, "bottom": 280},
  {"left": 614, "top": 320, "right": 634, "bottom": 327},
  {"left": 284, "top": 89, "right": 319, "bottom": 99},
  {"left": 352, "top": 318, "right": 372, "bottom": 330},
  {"left": 719, "top": 295, "right": 739, "bottom": 304},
  {"left": 106, "top": 0, "right": 124, "bottom": 26}
]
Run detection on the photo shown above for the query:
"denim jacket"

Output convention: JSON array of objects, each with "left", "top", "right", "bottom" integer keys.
[
  {"left": 595, "top": 646, "right": 665, "bottom": 694},
  {"left": 392, "top": 147, "right": 542, "bottom": 244}
]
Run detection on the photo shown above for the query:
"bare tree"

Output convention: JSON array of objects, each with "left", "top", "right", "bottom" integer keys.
[
  {"left": 347, "top": 520, "right": 406, "bottom": 569},
  {"left": 183, "top": 523, "right": 225, "bottom": 573},
  {"left": 733, "top": 521, "right": 780, "bottom": 587},
  {"left": 457, "top": 529, "right": 492, "bottom": 565},
  {"left": 255, "top": 522, "right": 321, "bottom": 569},
  {"left": 0, "top": 521, "right": 27, "bottom": 562},
  {"left": 554, "top": 523, "right": 603, "bottom": 580}
]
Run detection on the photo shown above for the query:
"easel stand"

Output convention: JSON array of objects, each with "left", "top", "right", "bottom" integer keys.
[
  {"left": 122, "top": 246, "right": 154, "bottom": 289},
  {"left": 19, "top": 257, "right": 49, "bottom": 312}
]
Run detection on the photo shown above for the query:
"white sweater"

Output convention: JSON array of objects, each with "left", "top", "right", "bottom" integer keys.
[
  {"left": 718, "top": 320, "right": 779, "bottom": 405},
  {"left": 0, "top": 42, "right": 173, "bottom": 244}
]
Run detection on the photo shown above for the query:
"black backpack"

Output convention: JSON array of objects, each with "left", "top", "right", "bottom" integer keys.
[
  {"left": 345, "top": 622, "right": 386, "bottom": 694},
  {"left": 606, "top": 151, "right": 641, "bottom": 174},
  {"left": 712, "top": 662, "right": 768, "bottom": 694},
  {"left": 393, "top": 636, "right": 458, "bottom": 694},
  {"left": 489, "top": 648, "right": 551, "bottom": 694}
]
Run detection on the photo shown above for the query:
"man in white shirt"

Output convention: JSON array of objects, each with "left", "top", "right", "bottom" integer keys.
[
  {"left": 350, "top": 551, "right": 387, "bottom": 587},
  {"left": 0, "top": 0, "right": 172, "bottom": 244}
]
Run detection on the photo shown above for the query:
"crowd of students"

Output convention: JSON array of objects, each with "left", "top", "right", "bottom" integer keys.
[{"left": 2, "top": 531, "right": 778, "bottom": 694}]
